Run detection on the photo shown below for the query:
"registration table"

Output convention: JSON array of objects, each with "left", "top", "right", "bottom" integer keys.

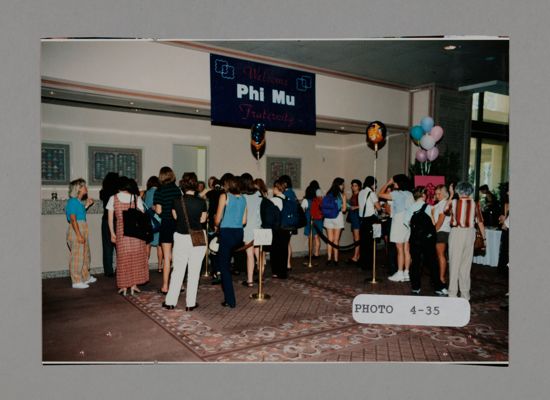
[{"left": 473, "top": 228, "right": 502, "bottom": 267}]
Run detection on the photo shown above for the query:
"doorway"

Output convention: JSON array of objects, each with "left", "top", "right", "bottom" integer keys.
[{"left": 172, "top": 144, "right": 208, "bottom": 183}]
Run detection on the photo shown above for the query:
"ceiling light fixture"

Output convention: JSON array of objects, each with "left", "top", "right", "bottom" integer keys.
[
  {"left": 443, "top": 45, "right": 457, "bottom": 51},
  {"left": 49, "top": 91, "right": 55, "bottom": 95},
  {"left": 195, "top": 109, "right": 200, "bottom": 113},
  {"left": 340, "top": 126, "right": 345, "bottom": 130},
  {"left": 129, "top": 101, "right": 134, "bottom": 105}
]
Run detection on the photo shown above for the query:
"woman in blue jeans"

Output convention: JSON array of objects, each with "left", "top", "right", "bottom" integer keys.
[{"left": 214, "top": 174, "right": 247, "bottom": 308}]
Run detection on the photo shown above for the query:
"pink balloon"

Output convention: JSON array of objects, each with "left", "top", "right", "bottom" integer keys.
[
  {"left": 427, "top": 146, "right": 439, "bottom": 161},
  {"left": 430, "top": 125, "right": 444, "bottom": 142},
  {"left": 415, "top": 148, "right": 428, "bottom": 162}
]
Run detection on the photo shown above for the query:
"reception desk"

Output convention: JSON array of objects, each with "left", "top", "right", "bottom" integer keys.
[{"left": 473, "top": 228, "right": 502, "bottom": 267}]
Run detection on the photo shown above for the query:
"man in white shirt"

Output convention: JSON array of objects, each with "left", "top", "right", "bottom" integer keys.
[{"left": 358, "top": 176, "right": 381, "bottom": 271}]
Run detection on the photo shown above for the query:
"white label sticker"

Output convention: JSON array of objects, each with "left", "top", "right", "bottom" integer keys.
[
  {"left": 352, "top": 294, "right": 470, "bottom": 327},
  {"left": 254, "top": 229, "right": 273, "bottom": 246},
  {"left": 372, "top": 223, "right": 382, "bottom": 239}
]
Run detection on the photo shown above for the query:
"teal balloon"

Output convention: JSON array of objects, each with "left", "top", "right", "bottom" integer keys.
[
  {"left": 420, "top": 116, "right": 434, "bottom": 133},
  {"left": 410, "top": 125, "right": 424, "bottom": 141}
]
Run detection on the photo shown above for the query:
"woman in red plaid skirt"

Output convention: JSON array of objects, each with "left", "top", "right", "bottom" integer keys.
[{"left": 107, "top": 176, "right": 149, "bottom": 296}]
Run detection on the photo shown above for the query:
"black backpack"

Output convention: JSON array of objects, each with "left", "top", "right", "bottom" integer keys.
[
  {"left": 279, "top": 196, "right": 306, "bottom": 229},
  {"left": 260, "top": 197, "right": 281, "bottom": 229},
  {"left": 409, "top": 203, "right": 436, "bottom": 245}
]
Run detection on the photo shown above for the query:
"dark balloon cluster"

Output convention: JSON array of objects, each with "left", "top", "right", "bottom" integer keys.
[{"left": 250, "top": 123, "right": 266, "bottom": 160}]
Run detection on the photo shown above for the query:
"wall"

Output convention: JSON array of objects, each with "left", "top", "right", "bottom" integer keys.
[
  {"left": 42, "top": 103, "right": 380, "bottom": 272},
  {"left": 42, "top": 41, "right": 410, "bottom": 126}
]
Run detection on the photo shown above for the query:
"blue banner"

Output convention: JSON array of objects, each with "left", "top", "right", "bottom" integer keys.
[{"left": 210, "top": 54, "right": 316, "bottom": 135}]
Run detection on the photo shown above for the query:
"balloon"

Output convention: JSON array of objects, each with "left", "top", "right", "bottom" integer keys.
[
  {"left": 420, "top": 134, "right": 436, "bottom": 150},
  {"left": 420, "top": 116, "right": 434, "bottom": 133},
  {"left": 368, "top": 139, "right": 386, "bottom": 152},
  {"left": 410, "top": 125, "right": 424, "bottom": 141},
  {"left": 366, "top": 120, "right": 387, "bottom": 145},
  {"left": 430, "top": 125, "right": 444, "bottom": 142},
  {"left": 250, "top": 123, "right": 266, "bottom": 160},
  {"left": 426, "top": 146, "right": 439, "bottom": 161},
  {"left": 415, "top": 148, "right": 428, "bottom": 162}
]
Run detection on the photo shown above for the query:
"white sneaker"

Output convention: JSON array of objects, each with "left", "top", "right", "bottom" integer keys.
[
  {"left": 403, "top": 271, "right": 410, "bottom": 282},
  {"left": 72, "top": 282, "right": 89, "bottom": 289},
  {"left": 388, "top": 271, "right": 405, "bottom": 282},
  {"left": 85, "top": 275, "right": 97, "bottom": 284},
  {"left": 435, "top": 288, "right": 448, "bottom": 296}
]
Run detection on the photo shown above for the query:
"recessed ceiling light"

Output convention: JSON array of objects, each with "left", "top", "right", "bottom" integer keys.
[
  {"left": 195, "top": 109, "right": 200, "bottom": 113},
  {"left": 129, "top": 101, "right": 134, "bottom": 105},
  {"left": 49, "top": 91, "right": 55, "bottom": 95},
  {"left": 443, "top": 45, "right": 457, "bottom": 51}
]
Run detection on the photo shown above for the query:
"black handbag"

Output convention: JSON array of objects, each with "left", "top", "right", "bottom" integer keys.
[
  {"left": 473, "top": 223, "right": 486, "bottom": 256},
  {"left": 123, "top": 195, "right": 153, "bottom": 243}
]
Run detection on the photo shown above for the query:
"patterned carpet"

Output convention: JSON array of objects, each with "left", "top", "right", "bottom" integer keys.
[{"left": 125, "top": 264, "right": 508, "bottom": 362}]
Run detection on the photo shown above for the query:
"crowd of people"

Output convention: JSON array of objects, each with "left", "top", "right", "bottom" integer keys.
[{"left": 64, "top": 168, "right": 509, "bottom": 309}]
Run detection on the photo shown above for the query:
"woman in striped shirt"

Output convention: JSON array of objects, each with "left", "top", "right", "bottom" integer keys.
[{"left": 445, "top": 182, "right": 486, "bottom": 301}]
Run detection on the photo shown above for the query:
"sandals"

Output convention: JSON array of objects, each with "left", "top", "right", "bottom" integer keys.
[
  {"left": 241, "top": 280, "right": 254, "bottom": 287},
  {"left": 118, "top": 288, "right": 127, "bottom": 296},
  {"left": 130, "top": 286, "right": 141, "bottom": 296}
]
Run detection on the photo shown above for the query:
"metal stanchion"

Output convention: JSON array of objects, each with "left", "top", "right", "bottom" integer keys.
[
  {"left": 370, "top": 238, "right": 377, "bottom": 284},
  {"left": 251, "top": 246, "right": 271, "bottom": 300},
  {"left": 303, "top": 219, "right": 318, "bottom": 268},
  {"left": 203, "top": 244, "right": 210, "bottom": 277},
  {"left": 203, "top": 223, "right": 210, "bottom": 277}
]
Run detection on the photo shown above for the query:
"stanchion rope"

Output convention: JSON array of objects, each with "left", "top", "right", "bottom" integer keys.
[{"left": 312, "top": 224, "right": 360, "bottom": 251}]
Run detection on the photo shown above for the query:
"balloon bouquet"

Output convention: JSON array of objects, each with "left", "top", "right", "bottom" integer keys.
[{"left": 410, "top": 116, "right": 444, "bottom": 175}]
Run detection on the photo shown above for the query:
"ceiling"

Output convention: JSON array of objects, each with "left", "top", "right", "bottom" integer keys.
[
  {"left": 42, "top": 38, "right": 508, "bottom": 134},
  {"left": 202, "top": 39, "right": 509, "bottom": 91}
]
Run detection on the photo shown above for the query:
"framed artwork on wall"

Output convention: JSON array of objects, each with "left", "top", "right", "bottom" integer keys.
[
  {"left": 266, "top": 156, "right": 301, "bottom": 189},
  {"left": 41, "top": 142, "right": 70, "bottom": 185},
  {"left": 88, "top": 146, "right": 142, "bottom": 186}
]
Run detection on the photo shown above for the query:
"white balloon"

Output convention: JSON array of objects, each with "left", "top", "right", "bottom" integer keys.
[{"left": 420, "top": 134, "right": 436, "bottom": 150}]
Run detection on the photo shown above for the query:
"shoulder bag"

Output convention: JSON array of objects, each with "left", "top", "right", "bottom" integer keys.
[
  {"left": 473, "top": 223, "right": 486, "bottom": 256},
  {"left": 181, "top": 196, "right": 206, "bottom": 247},
  {"left": 123, "top": 195, "right": 153, "bottom": 243}
]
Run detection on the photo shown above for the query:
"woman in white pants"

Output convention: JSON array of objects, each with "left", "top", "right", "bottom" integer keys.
[{"left": 162, "top": 172, "right": 207, "bottom": 311}]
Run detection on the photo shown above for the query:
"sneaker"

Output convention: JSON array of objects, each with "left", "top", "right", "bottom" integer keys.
[
  {"left": 211, "top": 277, "right": 221, "bottom": 285},
  {"left": 403, "top": 271, "right": 410, "bottom": 282},
  {"left": 388, "top": 271, "right": 405, "bottom": 282},
  {"left": 72, "top": 282, "right": 89, "bottom": 289},
  {"left": 411, "top": 289, "right": 421, "bottom": 295},
  {"left": 85, "top": 275, "right": 97, "bottom": 284},
  {"left": 435, "top": 288, "right": 449, "bottom": 296}
]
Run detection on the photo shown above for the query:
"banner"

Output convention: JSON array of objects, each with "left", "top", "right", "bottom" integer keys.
[{"left": 210, "top": 54, "right": 316, "bottom": 134}]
